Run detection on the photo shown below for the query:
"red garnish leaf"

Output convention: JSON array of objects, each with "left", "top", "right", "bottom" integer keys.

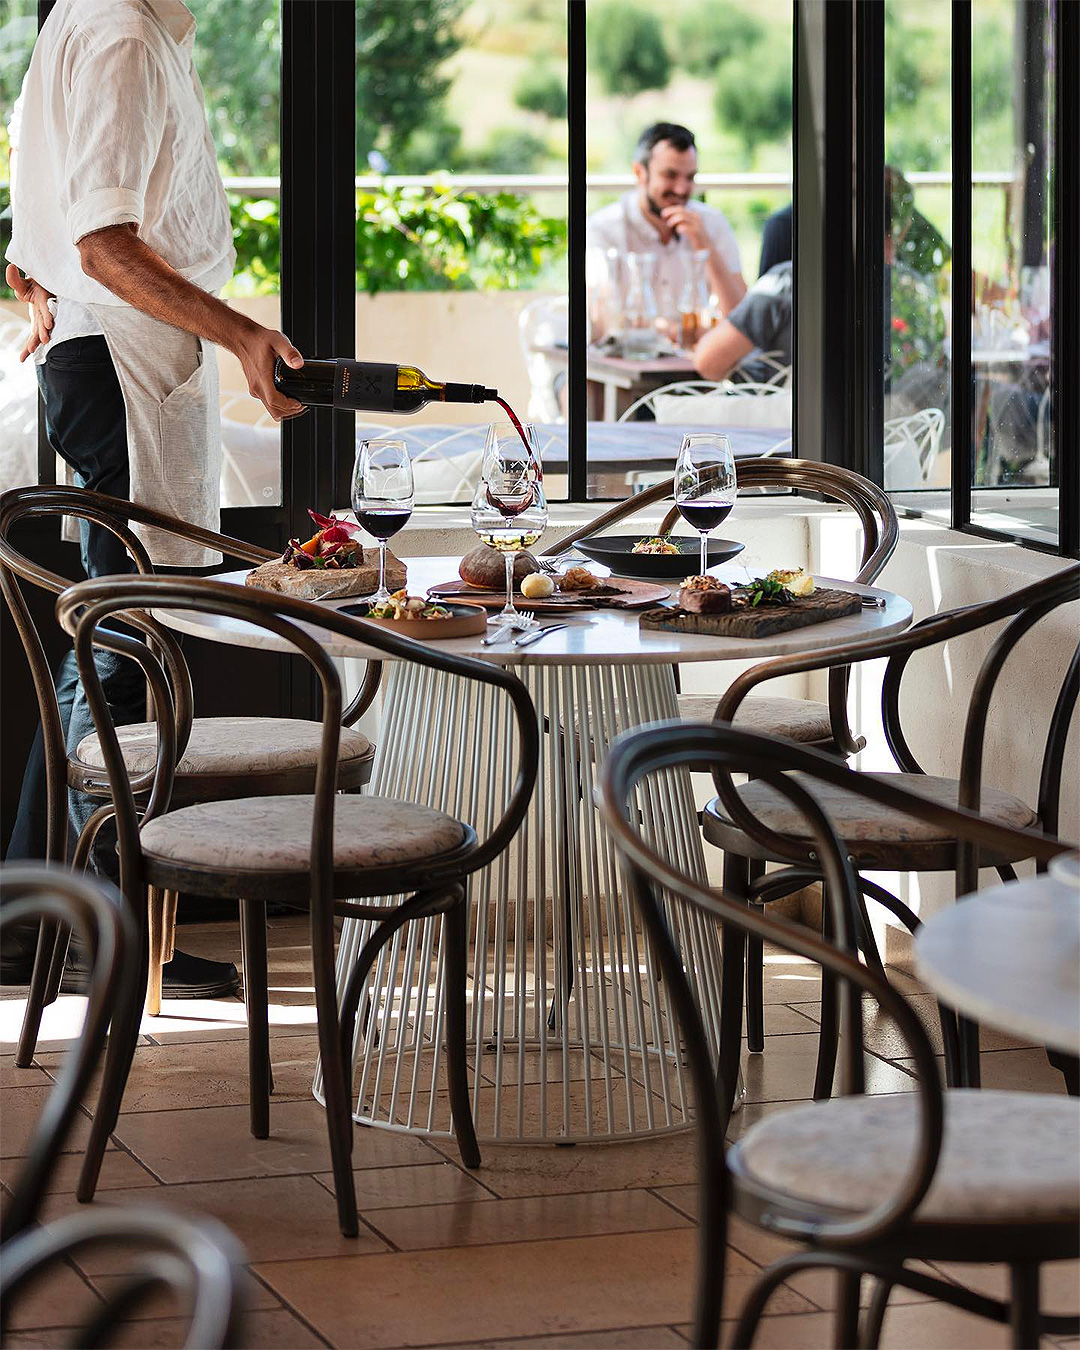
[{"left": 308, "top": 508, "right": 362, "bottom": 541}]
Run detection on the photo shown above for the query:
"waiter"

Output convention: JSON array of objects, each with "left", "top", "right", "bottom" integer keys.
[{"left": 3, "top": 0, "right": 305, "bottom": 998}]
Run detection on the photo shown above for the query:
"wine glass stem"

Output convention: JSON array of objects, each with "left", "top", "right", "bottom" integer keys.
[
  {"left": 378, "top": 540, "right": 387, "bottom": 596},
  {"left": 699, "top": 531, "right": 709, "bottom": 575},
  {"left": 504, "top": 550, "right": 516, "bottom": 614}
]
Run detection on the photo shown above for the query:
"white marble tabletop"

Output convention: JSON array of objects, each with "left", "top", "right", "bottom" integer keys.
[
  {"left": 153, "top": 556, "right": 912, "bottom": 667},
  {"left": 915, "top": 870, "right": 1080, "bottom": 1055}
]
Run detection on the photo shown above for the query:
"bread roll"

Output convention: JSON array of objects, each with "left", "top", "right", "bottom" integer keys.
[{"left": 459, "top": 545, "right": 539, "bottom": 590}]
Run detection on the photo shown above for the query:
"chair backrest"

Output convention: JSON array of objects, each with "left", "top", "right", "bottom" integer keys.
[
  {"left": 0, "top": 865, "right": 132, "bottom": 1240},
  {"left": 883, "top": 407, "right": 945, "bottom": 486},
  {"left": 598, "top": 718, "right": 1071, "bottom": 1343},
  {"left": 0, "top": 486, "right": 277, "bottom": 861},
  {"left": 55, "top": 574, "right": 540, "bottom": 914},
  {"left": 708, "top": 564, "right": 1079, "bottom": 882},
  {"left": 1, "top": 1207, "right": 245, "bottom": 1347}
]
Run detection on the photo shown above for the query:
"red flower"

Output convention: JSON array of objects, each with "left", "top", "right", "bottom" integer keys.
[{"left": 891, "top": 316, "right": 909, "bottom": 333}]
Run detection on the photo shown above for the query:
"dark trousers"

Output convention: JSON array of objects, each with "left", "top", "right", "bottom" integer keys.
[{"left": 6, "top": 337, "right": 146, "bottom": 872}]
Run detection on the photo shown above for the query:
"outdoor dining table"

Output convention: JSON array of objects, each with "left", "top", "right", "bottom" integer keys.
[
  {"left": 914, "top": 864, "right": 1080, "bottom": 1056},
  {"left": 154, "top": 555, "right": 912, "bottom": 1145},
  {"left": 536, "top": 343, "right": 700, "bottom": 420}
]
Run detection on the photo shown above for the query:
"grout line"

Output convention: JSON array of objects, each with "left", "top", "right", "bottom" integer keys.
[{"left": 246, "top": 1267, "right": 335, "bottom": 1348}]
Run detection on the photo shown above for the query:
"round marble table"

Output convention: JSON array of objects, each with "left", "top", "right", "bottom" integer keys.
[
  {"left": 914, "top": 871, "right": 1080, "bottom": 1055},
  {"left": 156, "top": 557, "right": 912, "bottom": 1144}
]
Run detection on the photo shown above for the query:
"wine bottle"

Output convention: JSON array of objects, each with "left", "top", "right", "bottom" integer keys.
[{"left": 273, "top": 358, "right": 498, "bottom": 414}]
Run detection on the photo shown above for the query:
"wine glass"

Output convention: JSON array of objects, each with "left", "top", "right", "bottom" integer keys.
[
  {"left": 352, "top": 437, "right": 414, "bottom": 603},
  {"left": 471, "top": 422, "right": 548, "bottom": 628},
  {"left": 674, "top": 433, "right": 737, "bottom": 575}
]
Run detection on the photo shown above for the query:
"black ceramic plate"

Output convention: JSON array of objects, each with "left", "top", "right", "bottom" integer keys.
[{"left": 574, "top": 535, "right": 744, "bottom": 581}]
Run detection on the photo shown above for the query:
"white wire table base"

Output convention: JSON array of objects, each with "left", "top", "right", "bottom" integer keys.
[{"left": 314, "top": 659, "right": 729, "bottom": 1144}]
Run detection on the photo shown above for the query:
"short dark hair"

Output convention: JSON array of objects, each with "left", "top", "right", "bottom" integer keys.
[{"left": 634, "top": 122, "right": 696, "bottom": 167}]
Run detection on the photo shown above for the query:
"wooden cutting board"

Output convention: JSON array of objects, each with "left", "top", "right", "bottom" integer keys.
[
  {"left": 638, "top": 587, "right": 861, "bottom": 637},
  {"left": 429, "top": 577, "right": 670, "bottom": 612}
]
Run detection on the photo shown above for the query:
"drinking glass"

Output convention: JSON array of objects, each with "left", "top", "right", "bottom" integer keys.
[
  {"left": 674, "top": 432, "right": 737, "bottom": 575},
  {"left": 471, "top": 422, "right": 548, "bottom": 628},
  {"left": 352, "top": 437, "right": 414, "bottom": 603}
]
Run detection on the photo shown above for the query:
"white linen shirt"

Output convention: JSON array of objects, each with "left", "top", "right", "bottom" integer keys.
[
  {"left": 586, "top": 191, "right": 743, "bottom": 320},
  {"left": 6, "top": 0, "right": 234, "bottom": 307}
]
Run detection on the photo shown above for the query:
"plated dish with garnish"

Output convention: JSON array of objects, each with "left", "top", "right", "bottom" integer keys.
[
  {"left": 245, "top": 510, "right": 407, "bottom": 600},
  {"left": 339, "top": 591, "right": 488, "bottom": 638},
  {"left": 574, "top": 533, "right": 744, "bottom": 581}
]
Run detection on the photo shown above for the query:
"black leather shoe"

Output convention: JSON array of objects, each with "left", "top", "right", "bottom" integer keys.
[{"left": 61, "top": 947, "right": 241, "bottom": 999}]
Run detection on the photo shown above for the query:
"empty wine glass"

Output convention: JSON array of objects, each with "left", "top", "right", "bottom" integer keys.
[
  {"left": 352, "top": 437, "right": 414, "bottom": 603},
  {"left": 674, "top": 433, "right": 737, "bottom": 575},
  {"left": 471, "top": 422, "right": 548, "bottom": 628}
]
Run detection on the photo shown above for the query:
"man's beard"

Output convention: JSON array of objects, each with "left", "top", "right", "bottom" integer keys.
[{"left": 646, "top": 191, "right": 688, "bottom": 235}]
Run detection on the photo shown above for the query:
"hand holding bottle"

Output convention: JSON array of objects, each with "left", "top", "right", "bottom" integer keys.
[{"left": 232, "top": 319, "right": 308, "bottom": 422}]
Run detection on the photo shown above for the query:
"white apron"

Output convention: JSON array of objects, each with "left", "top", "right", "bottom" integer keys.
[{"left": 86, "top": 305, "right": 223, "bottom": 569}]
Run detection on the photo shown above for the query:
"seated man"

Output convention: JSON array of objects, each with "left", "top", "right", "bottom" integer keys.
[
  {"left": 587, "top": 122, "right": 746, "bottom": 335},
  {"left": 693, "top": 261, "right": 791, "bottom": 384}
]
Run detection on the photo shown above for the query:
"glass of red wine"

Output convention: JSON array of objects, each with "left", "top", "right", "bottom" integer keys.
[
  {"left": 471, "top": 422, "right": 547, "bottom": 628},
  {"left": 352, "top": 437, "right": 414, "bottom": 603},
  {"left": 674, "top": 432, "right": 737, "bottom": 575}
]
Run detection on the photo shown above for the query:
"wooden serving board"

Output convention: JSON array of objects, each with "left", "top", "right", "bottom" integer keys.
[
  {"left": 429, "top": 577, "right": 670, "bottom": 612},
  {"left": 638, "top": 587, "right": 861, "bottom": 638}
]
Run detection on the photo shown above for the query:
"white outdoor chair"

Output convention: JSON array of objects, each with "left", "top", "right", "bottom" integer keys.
[
  {"left": 219, "top": 393, "right": 280, "bottom": 507},
  {"left": 518, "top": 295, "right": 568, "bottom": 424},
  {"left": 882, "top": 406, "right": 945, "bottom": 489},
  {"left": 408, "top": 425, "right": 486, "bottom": 504},
  {"left": 731, "top": 348, "right": 792, "bottom": 388}
]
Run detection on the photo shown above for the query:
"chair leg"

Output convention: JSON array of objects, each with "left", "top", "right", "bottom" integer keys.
[
  {"left": 77, "top": 903, "right": 149, "bottom": 1202},
  {"left": 1046, "top": 1049, "right": 1078, "bottom": 1095},
  {"left": 813, "top": 886, "right": 840, "bottom": 1101},
  {"left": 14, "top": 920, "right": 63, "bottom": 1067},
  {"left": 957, "top": 1014, "right": 982, "bottom": 1088},
  {"left": 145, "top": 888, "right": 167, "bottom": 1018},
  {"left": 160, "top": 890, "right": 178, "bottom": 964},
  {"left": 1009, "top": 1264, "right": 1040, "bottom": 1348},
  {"left": 939, "top": 1003, "right": 964, "bottom": 1088},
  {"left": 444, "top": 895, "right": 481, "bottom": 1169},
  {"left": 718, "top": 853, "right": 748, "bottom": 1133},
  {"left": 745, "top": 860, "right": 766, "bottom": 1055},
  {"left": 834, "top": 1270, "right": 861, "bottom": 1349},
  {"left": 240, "top": 897, "right": 271, "bottom": 1140},
  {"left": 311, "top": 901, "right": 358, "bottom": 1239},
  {"left": 861, "top": 1279, "right": 893, "bottom": 1348}
]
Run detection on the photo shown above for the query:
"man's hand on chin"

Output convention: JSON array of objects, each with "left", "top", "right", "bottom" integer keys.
[
  {"left": 660, "top": 206, "right": 708, "bottom": 251},
  {"left": 6, "top": 263, "right": 56, "bottom": 361}
]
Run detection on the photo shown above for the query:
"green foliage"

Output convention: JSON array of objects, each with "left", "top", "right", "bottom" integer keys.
[
  {"left": 675, "top": 4, "right": 761, "bottom": 79},
  {"left": 0, "top": 181, "right": 12, "bottom": 299},
  {"left": 513, "top": 62, "right": 567, "bottom": 120},
  {"left": 228, "top": 187, "right": 566, "bottom": 297},
  {"left": 356, "top": 0, "right": 467, "bottom": 171},
  {"left": 714, "top": 38, "right": 792, "bottom": 162},
  {"left": 192, "top": 0, "right": 280, "bottom": 176},
  {"left": 474, "top": 128, "right": 550, "bottom": 174},
  {"left": 586, "top": 2, "right": 671, "bottom": 98},
  {"left": 890, "top": 263, "right": 947, "bottom": 377}
]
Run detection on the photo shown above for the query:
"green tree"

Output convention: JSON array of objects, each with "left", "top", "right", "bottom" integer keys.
[
  {"left": 586, "top": 2, "right": 671, "bottom": 98},
  {"left": 714, "top": 39, "right": 792, "bottom": 163},
  {"left": 192, "top": 0, "right": 281, "bottom": 176},
  {"left": 356, "top": 0, "right": 466, "bottom": 170},
  {"left": 514, "top": 62, "right": 567, "bottom": 120},
  {"left": 675, "top": 4, "right": 760, "bottom": 79},
  {"left": 475, "top": 127, "right": 550, "bottom": 175}
]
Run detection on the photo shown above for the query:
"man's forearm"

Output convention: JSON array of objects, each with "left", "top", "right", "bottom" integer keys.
[
  {"left": 78, "top": 225, "right": 256, "bottom": 353},
  {"left": 705, "top": 251, "right": 747, "bottom": 315}
]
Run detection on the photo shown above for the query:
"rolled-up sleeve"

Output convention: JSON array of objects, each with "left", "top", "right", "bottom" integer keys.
[{"left": 64, "top": 37, "right": 168, "bottom": 245}]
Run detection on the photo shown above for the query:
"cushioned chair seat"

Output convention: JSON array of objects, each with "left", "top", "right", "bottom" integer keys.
[
  {"left": 732, "top": 1090, "right": 1080, "bottom": 1224},
  {"left": 140, "top": 794, "right": 464, "bottom": 872},
  {"left": 75, "top": 717, "right": 371, "bottom": 777},
  {"left": 702, "top": 772, "right": 1031, "bottom": 842},
  {"left": 678, "top": 693, "right": 834, "bottom": 744}
]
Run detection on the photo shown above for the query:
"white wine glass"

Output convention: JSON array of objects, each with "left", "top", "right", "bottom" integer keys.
[
  {"left": 674, "top": 433, "right": 737, "bottom": 575},
  {"left": 352, "top": 437, "right": 414, "bottom": 603},
  {"left": 471, "top": 423, "right": 547, "bottom": 628}
]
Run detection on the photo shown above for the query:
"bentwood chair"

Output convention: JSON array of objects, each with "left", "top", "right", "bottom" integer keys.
[
  {"left": 0, "top": 865, "right": 132, "bottom": 1243},
  {"left": 0, "top": 486, "right": 380, "bottom": 1061},
  {"left": 600, "top": 720, "right": 1080, "bottom": 1349},
  {"left": 57, "top": 574, "right": 539, "bottom": 1238},
  {"left": 700, "top": 564, "right": 1080, "bottom": 1108},
  {"left": 544, "top": 460, "right": 899, "bottom": 1050}
]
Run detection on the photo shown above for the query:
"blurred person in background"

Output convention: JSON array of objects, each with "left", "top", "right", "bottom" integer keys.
[
  {"left": 586, "top": 122, "right": 747, "bottom": 336},
  {"left": 692, "top": 260, "right": 791, "bottom": 384}
]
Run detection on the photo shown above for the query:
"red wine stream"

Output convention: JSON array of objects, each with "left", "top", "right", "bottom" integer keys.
[{"left": 494, "top": 396, "right": 533, "bottom": 458}]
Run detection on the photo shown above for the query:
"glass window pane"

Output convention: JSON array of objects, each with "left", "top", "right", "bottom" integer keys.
[
  {"left": 190, "top": 0, "right": 283, "bottom": 508},
  {"left": 883, "top": 0, "right": 952, "bottom": 516},
  {"left": 584, "top": 0, "right": 793, "bottom": 502},
  {"left": 970, "top": 0, "right": 1056, "bottom": 545},
  {"left": 0, "top": 0, "right": 42, "bottom": 493},
  {"left": 354, "top": 0, "right": 568, "bottom": 506}
]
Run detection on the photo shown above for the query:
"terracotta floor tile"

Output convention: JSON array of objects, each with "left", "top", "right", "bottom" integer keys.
[
  {"left": 37, "top": 1034, "right": 321, "bottom": 1114},
  {"left": 428, "top": 1130, "right": 703, "bottom": 1198},
  {"left": 0, "top": 1061, "right": 51, "bottom": 1089},
  {"left": 2, "top": 1260, "right": 102, "bottom": 1331},
  {"left": 874, "top": 1296, "right": 1058, "bottom": 1347},
  {"left": 140, "top": 997, "right": 318, "bottom": 1044},
  {"left": 254, "top": 1229, "right": 810, "bottom": 1348},
  {"left": 6, "top": 1308, "right": 329, "bottom": 1349},
  {"left": 0, "top": 1148, "right": 158, "bottom": 1195},
  {"left": 894, "top": 1048, "right": 1069, "bottom": 1094},
  {"left": 429, "top": 1327, "right": 688, "bottom": 1348},
  {"left": 1, "top": 1087, "right": 94, "bottom": 1158},
  {"left": 111, "top": 1099, "right": 440, "bottom": 1183},
  {"left": 927, "top": 1259, "right": 1080, "bottom": 1313},
  {"left": 89, "top": 1266, "right": 279, "bottom": 1319},
  {"left": 797, "top": 991, "right": 1034, "bottom": 1057},
  {"left": 740, "top": 1035, "right": 915, "bottom": 1103},
  {"left": 312, "top": 1161, "right": 493, "bottom": 1210},
  {"left": 758, "top": 1004, "right": 822, "bottom": 1037},
  {"left": 0, "top": 994, "right": 152, "bottom": 1055},
  {"left": 40, "top": 1175, "right": 388, "bottom": 1271},
  {"left": 477, "top": 1049, "right": 624, "bottom": 1087},
  {"left": 365, "top": 1187, "right": 693, "bottom": 1253}
]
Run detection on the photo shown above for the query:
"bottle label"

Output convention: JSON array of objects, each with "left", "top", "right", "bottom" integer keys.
[{"left": 335, "top": 360, "right": 397, "bottom": 411}]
